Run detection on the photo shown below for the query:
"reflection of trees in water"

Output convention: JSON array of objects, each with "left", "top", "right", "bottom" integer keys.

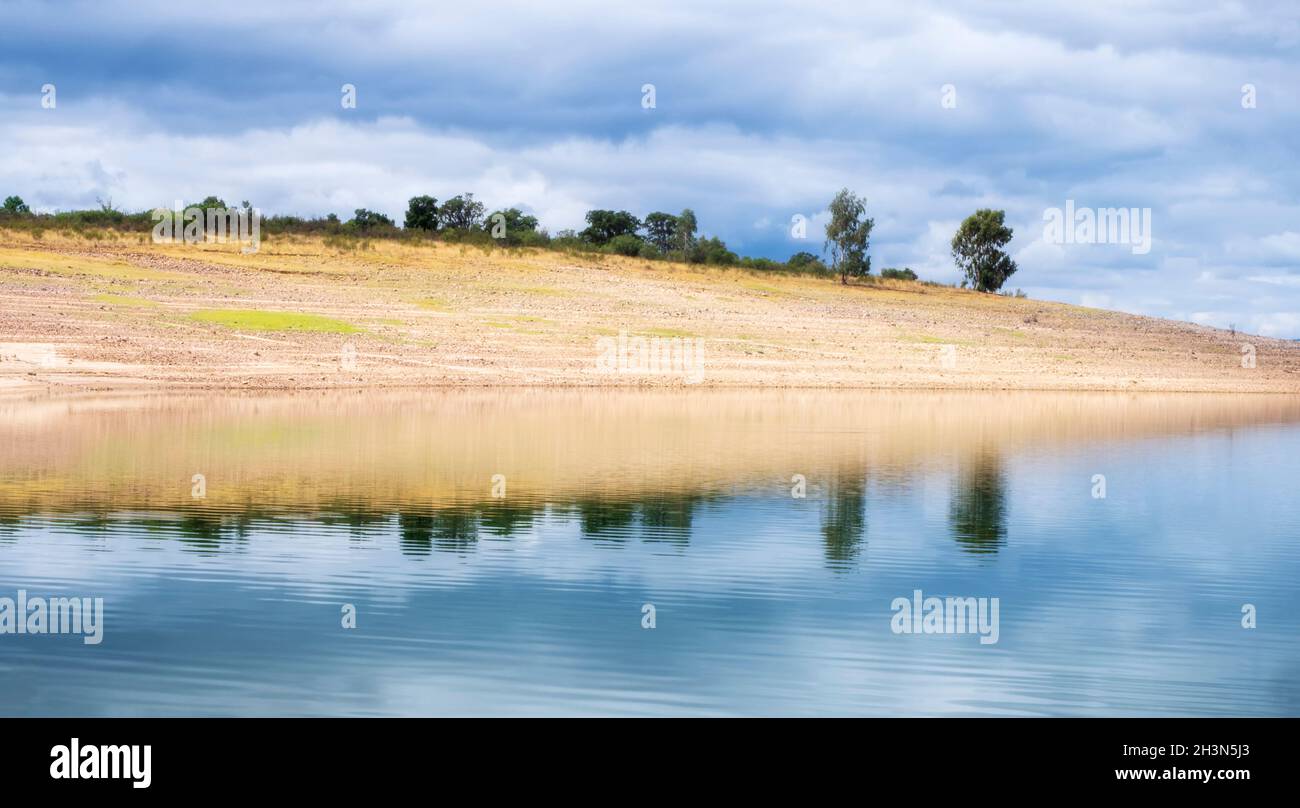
[
  {"left": 17, "top": 489, "right": 717, "bottom": 557},
  {"left": 398, "top": 509, "right": 480, "bottom": 555},
  {"left": 397, "top": 512, "right": 435, "bottom": 556},
  {"left": 478, "top": 502, "right": 535, "bottom": 538},
  {"left": 949, "top": 450, "right": 1008, "bottom": 555},
  {"left": 639, "top": 493, "right": 703, "bottom": 547},
  {"left": 821, "top": 473, "right": 867, "bottom": 569},
  {"left": 59, "top": 511, "right": 257, "bottom": 553},
  {"left": 574, "top": 492, "right": 709, "bottom": 546},
  {"left": 576, "top": 500, "right": 637, "bottom": 541},
  {"left": 320, "top": 506, "right": 391, "bottom": 539}
]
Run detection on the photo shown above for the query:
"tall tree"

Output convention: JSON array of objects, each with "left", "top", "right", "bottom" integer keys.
[
  {"left": 580, "top": 210, "right": 641, "bottom": 245},
  {"left": 673, "top": 208, "right": 698, "bottom": 257},
  {"left": 951, "top": 209, "right": 1017, "bottom": 292},
  {"left": 404, "top": 195, "right": 440, "bottom": 231},
  {"left": 824, "top": 188, "right": 874, "bottom": 285},
  {"left": 440, "top": 193, "right": 486, "bottom": 230},
  {"left": 643, "top": 211, "right": 678, "bottom": 253}
]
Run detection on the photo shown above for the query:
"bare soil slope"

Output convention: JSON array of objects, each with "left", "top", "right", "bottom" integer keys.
[{"left": 0, "top": 230, "right": 1295, "bottom": 392}]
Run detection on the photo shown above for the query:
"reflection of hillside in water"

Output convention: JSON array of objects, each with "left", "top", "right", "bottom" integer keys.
[{"left": 1, "top": 390, "right": 1298, "bottom": 566}]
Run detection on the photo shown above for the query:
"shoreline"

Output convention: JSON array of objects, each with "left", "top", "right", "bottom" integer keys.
[{"left": 3, "top": 232, "right": 1298, "bottom": 396}]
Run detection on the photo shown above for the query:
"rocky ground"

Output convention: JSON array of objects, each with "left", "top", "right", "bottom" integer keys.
[{"left": 1, "top": 229, "right": 1296, "bottom": 393}]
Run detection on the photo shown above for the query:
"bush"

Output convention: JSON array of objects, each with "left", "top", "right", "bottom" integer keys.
[
  {"left": 740, "top": 256, "right": 782, "bottom": 271},
  {"left": 346, "top": 209, "right": 396, "bottom": 233},
  {"left": 881, "top": 267, "right": 918, "bottom": 281},
  {"left": 690, "top": 236, "right": 738, "bottom": 266},
  {"left": 786, "top": 251, "right": 828, "bottom": 274},
  {"left": 606, "top": 233, "right": 645, "bottom": 256}
]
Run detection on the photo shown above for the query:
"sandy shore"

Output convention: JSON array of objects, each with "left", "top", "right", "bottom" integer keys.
[{"left": 1, "top": 230, "right": 1297, "bottom": 393}]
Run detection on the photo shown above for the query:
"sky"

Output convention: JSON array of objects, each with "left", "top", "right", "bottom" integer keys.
[{"left": 1, "top": 0, "right": 1297, "bottom": 336}]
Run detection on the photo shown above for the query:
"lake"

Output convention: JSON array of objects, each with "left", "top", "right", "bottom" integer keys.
[{"left": 1, "top": 390, "right": 1297, "bottom": 716}]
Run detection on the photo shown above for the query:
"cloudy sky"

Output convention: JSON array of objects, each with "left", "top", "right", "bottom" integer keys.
[{"left": 1, "top": 0, "right": 1297, "bottom": 335}]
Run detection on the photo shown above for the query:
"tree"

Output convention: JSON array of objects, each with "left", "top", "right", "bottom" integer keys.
[
  {"left": 824, "top": 188, "right": 873, "bottom": 285},
  {"left": 347, "top": 208, "right": 394, "bottom": 232},
  {"left": 404, "top": 195, "right": 439, "bottom": 231},
  {"left": 2, "top": 196, "right": 30, "bottom": 214},
  {"left": 951, "top": 209, "right": 1017, "bottom": 292},
  {"left": 580, "top": 209, "right": 641, "bottom": 245},
  {"left": 486, "top": 208, "right": 539, "bottom": 242},
  {"left": 440, "top": 193, "right": 486, "bottom": 230},
  {"left": 643, "top": 212, "right": 678, "bottom": 253},
  {"left": 691, "top": 236, "right": 737, "bottom": 266},
  {"left": 672, "top": 208, "right": 698, "bottom": 257},
  {"left": 787, "top": 251, "right": 827, "bottom": 273}
]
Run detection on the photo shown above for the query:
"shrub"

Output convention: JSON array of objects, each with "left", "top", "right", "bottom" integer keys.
[
  {"left": 786, "top": 251, "right": 828, "bottom": 274},
  {"left": 881, "top": 267, "right": 918, "bottom": 281},
  {"left": 606, "top": 233, "right": 645, "bottom": 256},
  {"left": 691, "top": 236, "right": 738, "bottom": 266},
  {"left": 346, "top": 208, "right": 395, "bottom": 233}
]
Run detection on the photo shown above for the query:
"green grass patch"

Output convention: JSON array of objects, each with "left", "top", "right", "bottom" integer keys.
[
  {"left": 414, "top": 297, "right": 452, "bottom": 312},
  {"left": 642, "top": 327, "right": 696, "bottom": 338},
  {"left": 189, "top": 309, "right": 359, "bottom": 333},
  {"left": 900, "top": 333, "right": 976, "bottom": 347}
]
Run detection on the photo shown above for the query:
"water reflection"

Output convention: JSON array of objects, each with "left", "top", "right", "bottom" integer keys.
[
  {"left": 3, "top": 390, "right": 1300, "bottom": 716},
  {"left": 821, "top": 472, "right": 868, "bottom": 569},
  {"left": 949, "top": 449, "right": 1008, "bottom": 555}
]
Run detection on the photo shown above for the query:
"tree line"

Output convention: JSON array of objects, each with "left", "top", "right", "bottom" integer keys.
[{"left": 1, "top": 190, "right": 1019, "bottom": 291}]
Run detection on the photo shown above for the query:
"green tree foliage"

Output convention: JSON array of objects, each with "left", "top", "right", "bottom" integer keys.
[
  {"left": 951, "top": 209, "right": 1017, "bottom": 292},
  {"left": 487, "top": 208, "right": 540, "bottom": 243},
  {"left": 347, "top": 208, "right": 395, "bottom": 232},
  {"left": 404, "top": 195, "right": 439, "bottom": 231},
  {"left": 880, "top": 267, "right": 918, "bottom": 280},
  {"left": 787, "top": 251, "right": 827, "bottom": 273},
  {"left": 643, "top": 212, "right": 678, "bottom": 253},
  {"left": 690, "top": 236, "right": 738, "bottom": 266},
  {"left": 581, "top": 209, "right": 641, "bottom": 245},
  {"left": 824, "top": 188, "right": 874, "bottom": 285},
  {"left": 606, "top": 233, "right": 645, "bottom": 256},
  {"left": 673, "top": 208, "right": 698, "bottom": 257},
  {"left": 440, "top": 193, "right": 486, "bottom": 230},
  {"left": 2, "top": 196, "right": 30, "bottom": 214}
]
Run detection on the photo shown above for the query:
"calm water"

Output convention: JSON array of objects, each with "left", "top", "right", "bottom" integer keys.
[{"left": 1, "top": 390, "right": 1298, "bottom": 716}]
